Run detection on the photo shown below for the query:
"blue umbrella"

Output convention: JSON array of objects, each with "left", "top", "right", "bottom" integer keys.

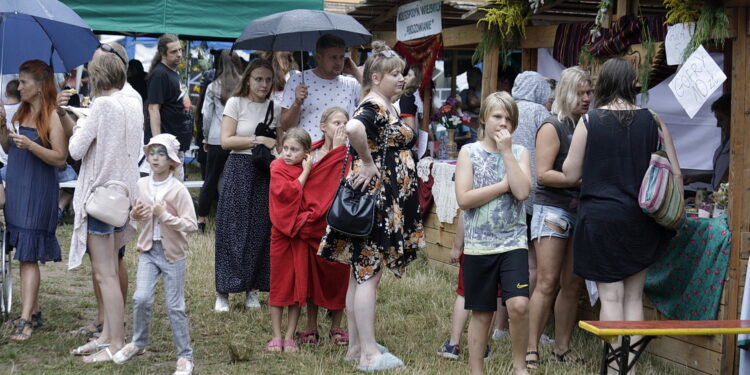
[{"left": 0, "top": 0, "right": 99, "bottom": 74}]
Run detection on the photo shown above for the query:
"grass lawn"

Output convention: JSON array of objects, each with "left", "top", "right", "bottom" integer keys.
[{"left": 0, "top": 166, "right": 685, "bottom": 374}]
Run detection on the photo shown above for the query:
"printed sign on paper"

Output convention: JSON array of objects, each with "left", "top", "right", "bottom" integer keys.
[
  {"left": 665, "top": 23, "right": 695, "bottom": 66},
  {"left": 396, "top": 0, "right": 442, "bottom": 42},
  {"left": 668, "top": 46, "right": 726, "bottom": 119}
]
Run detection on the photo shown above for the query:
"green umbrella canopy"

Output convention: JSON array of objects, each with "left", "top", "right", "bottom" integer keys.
[{"left": 61, "top": 0, "right": 324, "bottom": 40}]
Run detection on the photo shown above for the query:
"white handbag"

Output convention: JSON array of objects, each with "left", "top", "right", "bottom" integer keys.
[{"left": 85, "top": 180, "right": 131, "bottom": 227}]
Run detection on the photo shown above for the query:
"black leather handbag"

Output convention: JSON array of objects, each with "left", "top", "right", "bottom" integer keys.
[{"left": 326, "top": 136, "right": 386, "bottom": 237}]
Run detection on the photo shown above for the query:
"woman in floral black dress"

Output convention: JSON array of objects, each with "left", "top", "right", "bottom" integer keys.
[{"left": 318, "top": 48, "right": 424, "bottom": 371}]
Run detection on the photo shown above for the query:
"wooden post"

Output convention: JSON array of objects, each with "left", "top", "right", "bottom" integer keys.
[
  {"left": 521, "top": 48, "right": 538, "bottom": 72},
  {"left": 723, "top": 6, "right": 750, "bottom": 375},
  {"left": 421, "top": 86, "right": 432, "bottom": 132},
  {"left": 451, "top": 50, "right": 458, "bottom": 97},
  {"left": 481, "top": 47, "right": 499, "bottom": 100},
  {"left": 349, "top": 47, "right": 360, "bottom": 65}
]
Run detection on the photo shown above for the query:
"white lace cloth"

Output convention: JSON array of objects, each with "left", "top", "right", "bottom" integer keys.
[
  {"left": 431, "top": 162, "right": 459, "bottom": 223},
  {"left": 416, "top": 157, "right": 433, "bottom": 182}
]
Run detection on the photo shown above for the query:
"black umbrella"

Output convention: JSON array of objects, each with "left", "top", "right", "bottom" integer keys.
[{"left": 234, "top": 9, "right": 371, "bottom": 83}]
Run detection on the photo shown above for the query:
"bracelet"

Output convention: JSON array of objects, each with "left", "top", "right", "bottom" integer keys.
[{"left": 56, "top": 108, "right": 66, "bottom": 117}]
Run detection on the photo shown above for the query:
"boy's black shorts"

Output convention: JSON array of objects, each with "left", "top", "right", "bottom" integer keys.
[{"left": 463, "top": 249, "right": 529, "bottom": 311}]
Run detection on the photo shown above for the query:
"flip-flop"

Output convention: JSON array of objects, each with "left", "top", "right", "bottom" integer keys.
[
  {"left": 329, "top": 329, "right": 350, "bottom": 346},
  {"left": 356, "top": 353, "right": 404, "bottom": 372},
  {"left": 69, "top": 321, "right": 102, "bottom": 337},
  {"left": 526, "top": 350, "right": 540, "bottom": 370},
  {"left": 265, "top": 339, "right": 283, "bottom": 353},
  {"left": 71, "top": 340, "right": 108, "bottom": 356},
  {"left": 343, "top": 343, "right": 389, "bottom": 363},
  {"left": 297, "top": 330, "right": 320, "bottom": 345},
  {"left": 552, "top": 349, "right": 582, "bottom": 363},
  {"left": 82, "top": 347, "right": 114, "bottom": 363},
  {"left": 283, "top": 339, "right": 299, "bottom": 353}
]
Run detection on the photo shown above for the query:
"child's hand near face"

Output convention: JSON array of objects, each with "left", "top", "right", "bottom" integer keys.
[
  {"left": 332, "top": 125, "right": 347, "bottom": 149},
  {"left": 301, "top": 153, "right": 313, "bottom": 173},
  {"left": 494, "top": 129, "right": 513, "bottom": 153}
]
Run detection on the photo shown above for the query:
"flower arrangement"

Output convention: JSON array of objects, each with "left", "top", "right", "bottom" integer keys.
[
  {"left": 712, "top": 182, "right": 729, "bottom": 209},
  {"left": 432, "top": 97, "right": 470, "bottom": 130}
]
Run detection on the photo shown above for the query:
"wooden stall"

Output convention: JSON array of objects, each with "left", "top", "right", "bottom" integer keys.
[{"left": 329, "top": 0, "right": 750, "bottom": 373}]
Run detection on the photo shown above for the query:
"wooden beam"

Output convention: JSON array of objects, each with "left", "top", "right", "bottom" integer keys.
[
  {"left": 374, "top": 22, "right": 558, "bottom": 51},
  {"left": 520, "top": 24, "right": 558, "bottom": 49},
  {"left": 442, "top": 23, "right": 483, "bottom": 47},
  {"left": 723, "top": 6, "right": 749, "bottom": 375},
  {"left": 366, "top": 3, "right": 401, "bottom": 29}
]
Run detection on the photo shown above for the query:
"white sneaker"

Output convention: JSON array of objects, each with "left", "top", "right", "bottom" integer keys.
[
  {"left": 214, "top": 294, "right": 229, "bottom": 312},
  {"left": 540, "top": 333, "right": 555, "bottom": 346},
  {"left": 491, "top": 329, "right": 509, "bottom": 341},
  {"left": 244, "top": 290, "right": 261, "bottom": 309},
  {"left": 173, "top": 357, "right": 193, "bottom": 375}
]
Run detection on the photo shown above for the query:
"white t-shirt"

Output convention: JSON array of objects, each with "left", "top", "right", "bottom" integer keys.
[
  {"left": 151, "top": 175, "right": 173, "bottom": 241},
  {"left": 222, "top": 97, "right": 280, "bottom": 155},
  {"left": 280, "top": 70, "right": 360, "bottom": 141}
]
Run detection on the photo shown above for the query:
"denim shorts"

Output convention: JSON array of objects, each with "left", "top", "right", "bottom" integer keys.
[
  {"left": 87, "top": 216, "right": 126, "bottom": 236},
  {"left": 530, "top": 204, "right": 576, "bottom": 241}
]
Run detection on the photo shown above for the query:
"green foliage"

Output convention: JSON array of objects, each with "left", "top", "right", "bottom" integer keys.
[
  {"left": 472, "top": 0, "right": 528, "bottom": 67},
  {"left": 638, "top": 20, "right": 656, "bottom": 103},
  {"left": 683, "top": 1, "right": 730, "bottom": 60},
  {"left": 664, "top": 0, "right": 701, "bottom": 25}
]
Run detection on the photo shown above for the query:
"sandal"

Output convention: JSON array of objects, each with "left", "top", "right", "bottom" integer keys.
[
  {"left": 283, "top": 339, "right": 299, "bottom": 353},
  {"left": 69, "top": 321, "right": 102, "bottom": 337},
  {"left": 9, "top": 319, "right": 33, "bottom": 342},
  {"left": 552, "top": 349, "right": 581, "bottom": 363},
  {"left": 82, "top": 347, "right": 114, "bottom": 363},
  {"left": 71, "top": 339, "right": 108, "bottom": 356},
  {"left": 297, "top": 329, "right": 320, "bottom": 345},
  {"left": 329, "top": 329, "right": 349, "bottom": 346},
  {"left": 265, "top": 339, "right": 283, "bottom": 353},
  {"left": 525, "top": 351, "right": 540, "bottom": 370},
  {"left": 7, "top": 312, "right": 44, "bottom": 329}
]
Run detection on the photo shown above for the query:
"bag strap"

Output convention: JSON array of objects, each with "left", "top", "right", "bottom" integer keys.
[
  {"left": 263, "top": 100, "right": 274, "bottom": 127},
  {"left": 648, "top": 109, "right": 666, "bottom": 152},
  {"left": 100, "top": 180, "right": 130, "bottom": 197},
  {"left": 339, "top": 125, "right": 388, "bottom": 184}
]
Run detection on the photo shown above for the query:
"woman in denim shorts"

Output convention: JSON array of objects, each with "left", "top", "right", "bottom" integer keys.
[{"left": 525, "top": 67, "right": 591, "bottom": 368}]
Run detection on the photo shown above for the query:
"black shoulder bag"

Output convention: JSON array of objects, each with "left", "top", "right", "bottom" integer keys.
[
  {"left": 250, "top": 100, "right": 277, "bottom": 172},
  {"left": 326, "top": 132, "right": 387, "bottom": 237}
]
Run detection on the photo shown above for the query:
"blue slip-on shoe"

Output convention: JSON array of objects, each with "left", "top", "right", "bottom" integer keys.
[
  {"left": 437, "top": 340, "right": 460, "bottom": 360},
  {"left": 356, "top": 353, "right": 404, "bottom": 372},
  {"left": 343, "top": 343, "right": 390, "bottom": 363}
]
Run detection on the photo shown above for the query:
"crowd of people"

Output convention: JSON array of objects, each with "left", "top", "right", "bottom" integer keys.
[{"left": 0, "top": 30, "right": 698, "bottom": 375}]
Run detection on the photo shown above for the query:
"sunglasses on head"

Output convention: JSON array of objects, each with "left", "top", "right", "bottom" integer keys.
[
  {"left": 378, "top": 50, "right": 398, "bottom": 58},
  {"left": 99, "top": 44, "right": 127, "bottom": 67}
]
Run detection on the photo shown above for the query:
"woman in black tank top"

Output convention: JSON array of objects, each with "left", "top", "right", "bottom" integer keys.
[
  {"left": 526, "top": 67, "right": 592, "bottom": 367},
  {"left": 558, "top": 58, "right": 681, "bottom": 373}
]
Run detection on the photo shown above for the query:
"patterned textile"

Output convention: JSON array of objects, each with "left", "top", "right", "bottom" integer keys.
[
  {"left": 394, "top": 34, "right": 443, "bottom": 97},
  {"left": 553, "top": 16, "right": 670, "bottom": 89},
  {"left": 430, "top": 162, "right": 458, "bottom": 224},
  {"left": 645, "top": 215, "right": 731, "bottom": 320},
  {"left": 318, "top": 99, "right": 424, "bottom": 284}
]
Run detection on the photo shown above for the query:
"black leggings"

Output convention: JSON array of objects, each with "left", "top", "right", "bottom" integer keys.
[{"left": 197, "top": 144, "right": 230, "bottom": 217}]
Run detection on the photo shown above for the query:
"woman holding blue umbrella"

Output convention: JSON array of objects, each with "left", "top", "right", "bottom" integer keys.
[{"left": 1, "top": 60, "right": 68, "bottom": 342}]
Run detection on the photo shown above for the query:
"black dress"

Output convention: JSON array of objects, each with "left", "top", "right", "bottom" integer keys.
[{"left": 573, "top": 109, "right": 674, "bottom": 282}]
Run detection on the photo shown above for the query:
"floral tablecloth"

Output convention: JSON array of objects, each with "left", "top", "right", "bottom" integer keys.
[{"left": 645, "top": 215, "right": 732, "bottom": 320}]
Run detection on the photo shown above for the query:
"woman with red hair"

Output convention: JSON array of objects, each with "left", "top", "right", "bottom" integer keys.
[{"left": 0, "top": 60, "right": 67, "bottom": 342}]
